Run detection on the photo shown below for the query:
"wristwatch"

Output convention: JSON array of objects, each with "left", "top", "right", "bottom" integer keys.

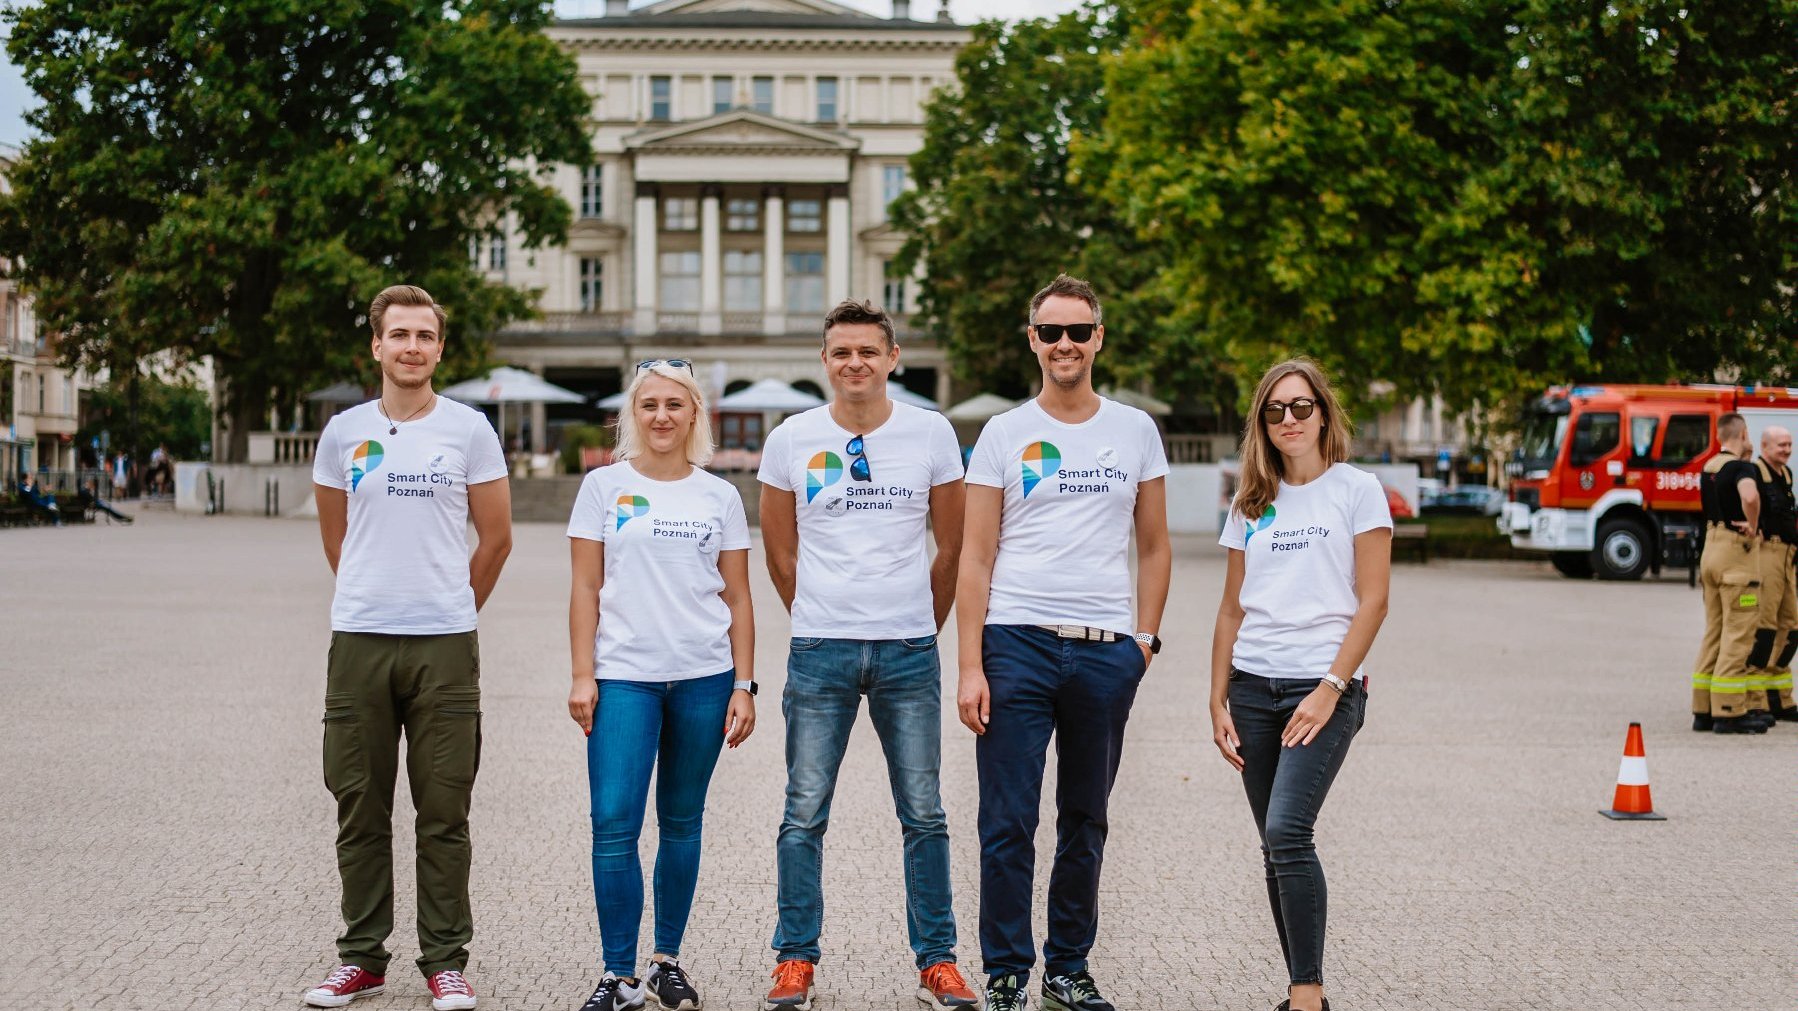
[
  {"left": 733, "top": 680, "right": 758, "bottom": 696},
  {"left": 1321, "top": 673, "right": 1349, "bottom": 695},
  {"left": 1133, "top": 632, "right": 1162, "bottom": 655}
]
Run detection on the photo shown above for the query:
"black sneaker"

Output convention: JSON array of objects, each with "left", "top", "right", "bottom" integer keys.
[
  {"left": 1777, "top": 707, "right": 1798, "bottom": 723},
  {"left": 645, "top": 959, "right": 701, "bottom": 1011},
  {"left": 986, "top": 973, "right": 1028, "bottom": 1011},
  {"left": 1041, "top": 970, "right": 1114, "bottom": 1011},
  {"left": 580, "top": 973, "right": 646, "bottom": 1011}
]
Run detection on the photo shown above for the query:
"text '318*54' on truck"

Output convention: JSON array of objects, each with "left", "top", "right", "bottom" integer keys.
[{"left": 1501, "top": 384, "right": 1798, "bottom": 580}]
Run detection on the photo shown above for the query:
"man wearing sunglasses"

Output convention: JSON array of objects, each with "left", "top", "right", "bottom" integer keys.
[
  {"left": 756, "top": 299, "right": 976, "bottom": 1010},
  {"left": 957, "top": 274, "right": 1171, "bottom": 1011}
]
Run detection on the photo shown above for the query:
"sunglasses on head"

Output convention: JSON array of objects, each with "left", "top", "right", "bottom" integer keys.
[
  {"left": 1031, "top": 323, "right": 1097, "bottom": 344},
  {"left": 636, "top": 358, "right": 694, "bottom": 374},
  {"left": 846, "top": 434, "right": 872, "bottom": 483},
  {"left": 1261, "top": 398, "right": 1319, "bottom": 425}
]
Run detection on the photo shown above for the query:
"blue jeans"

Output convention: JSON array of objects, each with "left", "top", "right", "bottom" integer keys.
[
  {"left": 773, "top": 636, "right": 957, "bottom": 969},
  {"left": 587, "top": 671, "right": 732, "bottom": 976},
  {"left": 1227, "top": 668, "right": 1365, "bottom": 987},
  {"left": 976, "top": 625, "right": 1146, "bottom": 986}
]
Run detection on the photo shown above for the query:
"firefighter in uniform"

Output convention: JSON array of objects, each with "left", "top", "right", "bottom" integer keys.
[
  {"left": 1748, "top": 426, "right": 1798, "bottom": 726},
  {"left": 1691, "top": 413, "right": 1765, "bottom": 734}
]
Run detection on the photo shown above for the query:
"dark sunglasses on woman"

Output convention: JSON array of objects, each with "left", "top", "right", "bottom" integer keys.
[{"left": 1261, "top": 398, "right": 1318, "bottom": 425}]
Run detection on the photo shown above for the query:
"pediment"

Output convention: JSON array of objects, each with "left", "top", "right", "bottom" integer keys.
[
  {"left": 626, "top": 110, "right": 860, "bottom": 153},
  {"left": 634, "top": 0, "right": 873, "bottom": 16}
]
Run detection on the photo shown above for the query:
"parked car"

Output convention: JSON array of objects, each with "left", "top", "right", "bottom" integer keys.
[{"left": 1426, "top": 485, "right": 1505, "bottom": 516}]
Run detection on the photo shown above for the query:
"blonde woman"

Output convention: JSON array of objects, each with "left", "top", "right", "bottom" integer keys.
[
  {"left": 566, "top": 359, "right": 757, "bottom": 1011},
  {"left": 1210, "top": 358, "right": 1391, "bottom": 1011}
]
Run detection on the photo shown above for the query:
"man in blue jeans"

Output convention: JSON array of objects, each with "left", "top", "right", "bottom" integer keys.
[
  {"left": 757, "top": 299, "right": 976, "bottom": 1010},
  {"left": 957, "top": 275, "right": 1172, "bottom": 1011}
]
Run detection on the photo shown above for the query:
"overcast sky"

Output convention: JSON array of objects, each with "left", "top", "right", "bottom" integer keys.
[{"left": 0, "top": 0, "right": 1085, "bottom": 147}]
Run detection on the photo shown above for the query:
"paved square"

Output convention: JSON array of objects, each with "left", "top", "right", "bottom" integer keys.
[{"left": 1, "top": 514, "right": 1788, "bottom": 1009}]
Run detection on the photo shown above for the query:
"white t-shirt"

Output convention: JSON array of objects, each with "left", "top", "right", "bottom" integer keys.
[
  {"left": 967, "top": 397, "right": 1169, "bottom": 633},
  {"left": 757, "top": 401, "right": 964, "bottom": 639},
  {"left": 1219, "top": 463, "right": 1393, "bottom": 679},
  {"left": 313, "top": 398, "right": 508, "bottom": 634},
  {"left": 567, "top": 461, "right": 751, "bottom": 682}
]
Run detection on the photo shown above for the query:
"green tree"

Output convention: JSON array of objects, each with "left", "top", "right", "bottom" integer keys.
[
  {"left": 79, "top": 371, "right": 212, "bottom": 461},
  {"left": 893, "top": 4, "right": 1175, "bottom": 399},
  {"left": 0, "top": 0, "right": 592, "bottom": 460}
]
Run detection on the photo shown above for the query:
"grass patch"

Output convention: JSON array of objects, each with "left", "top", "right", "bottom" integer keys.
[{"left": 1405, "top": 512, "right": 1529, "bottom": 561}]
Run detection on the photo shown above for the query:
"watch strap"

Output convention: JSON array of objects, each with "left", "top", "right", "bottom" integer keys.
[{"left": 733, "top": 679, "right": 757, "bottom": 696}]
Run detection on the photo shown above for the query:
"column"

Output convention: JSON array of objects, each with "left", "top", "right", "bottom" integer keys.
[
  {"left": 633, "top": 183, "right": 658, "bottom": 335},
  {"left": 826, "top": 184, "right": 850, "bottom": 306},
  {"left": 528, "top": 364, "right": 547, "bottom": 456},
  {"left": 700, "top": 184, "right": 722, "bottom": 335},
  {"left": 763, "top": 186, "right": 785, "bottom": 336}
]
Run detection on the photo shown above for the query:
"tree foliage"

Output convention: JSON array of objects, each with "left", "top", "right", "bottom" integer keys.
[
  {"left": 79, "top": 371, "right": 212, "bottom": 461},
  {"left": 0, "top": 0, "right": 592, "bottom": 458}
]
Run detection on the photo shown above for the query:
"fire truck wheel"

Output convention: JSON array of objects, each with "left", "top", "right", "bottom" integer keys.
[
  {"left": 1551, "top": 553, "right": 1594, "bottom": 579},
  {"left": 1592, "top": 517, "right": 1652, "bottom": 581}
]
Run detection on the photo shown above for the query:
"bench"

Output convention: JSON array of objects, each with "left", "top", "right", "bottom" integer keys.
[{"left": 1393, "top": 523, "right": 1429, "bottom": 563}]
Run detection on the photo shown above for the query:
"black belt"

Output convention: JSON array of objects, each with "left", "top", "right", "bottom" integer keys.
[{"left": 1035, "top": 624, "right": 1120, "bottom": 643}]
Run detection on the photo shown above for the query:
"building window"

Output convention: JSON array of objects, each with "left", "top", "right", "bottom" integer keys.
[
  {"left": 816, "top": 77, "right": 838, "bottom": 122},
  {"left": 882, "top": 164, "right": 907, "bottom": 211},
  {"left": 664, "top": 197, "right": 699, "bottom": 232},
  {"left": 581, "top": 165, "right": 603, "bottom": 219},
  {"left": 650, "top": 75, "right": 671, "bottom": 121},
  {"left": 883, "top": 260, "right": 907, "bottom": 315},
  {"left": 724, "top": 251, "right": 763, "bottom": 312},
  {"left": 751, "top": 76, "right": 774, "bottom": 115},
  {"left": 726, "top": 198, "right": 760, "bottom": 232},
  {"left": 659, "top": 251, "right": 701, "bottom": 311},
  {"left": 712, "top": 76, "right": 733, "bottom": 114},
  {"left": 63, "top": 376, "right": 73, "bottom": 416},
  {"left": 37, "top": 372, "right": 45, "bottom": 413},
  {"left": 488, "top": 233, "right": 506, "bottom": 271},
  {"left": 786, "top": 252, "right": 825, "bottom": 314},
  {"left": 580, "top": 258, "right": 603, "bottom": 313},
  {"left": 788, "top": 198, "right": 823, "bottom": 233},
  {"left": 467, "top": 236, "right": 480, "bottom": 268}
]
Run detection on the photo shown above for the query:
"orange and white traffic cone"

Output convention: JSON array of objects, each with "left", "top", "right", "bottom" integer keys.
[{"left": 1599, "top": 722, "right": 1666, "bottom": 820}]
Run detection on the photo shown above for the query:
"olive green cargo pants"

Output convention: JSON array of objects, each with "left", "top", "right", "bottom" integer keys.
[{"left": 324, "top": 631, "right": 481, "bottom": 977}]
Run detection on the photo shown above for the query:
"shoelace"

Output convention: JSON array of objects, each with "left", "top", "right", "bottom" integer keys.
[
  {"left": 654, "top": 961, "right": 692, "bottom": 992},
  {"left": 432, "top": 970, "right": 471, "bottom": 996},
  {"left": 323, "top": 965, "right": 363, "bottom": 989},
  {"left": 921, "top": 964, "right": 969, "bottom": 994},
  {"left": 1058, "top": 973, "right": 1100, "bottom": 1000},
  {"left": 771, "top": 962, "right": 811, "bottom": 991},
  {"left": 987, "top": 975, "right": 1023, "bottom": 1011},
  {"left": 583, "top": 978, "right": 621, "bottom": 1011}
]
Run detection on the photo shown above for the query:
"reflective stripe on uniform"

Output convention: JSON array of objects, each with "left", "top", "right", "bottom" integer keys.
[
  {"left": 1710, "top": 675, "right": 1752, "bottom": 695},
  {"left": 1745, "top": 673, "right": 1771, "bottom": 691},
  {"left": 1769, "top": 672, "right": 1795, "bottom": 691},
  {"left": 1692, "top": 672, "right": 1714, "bottom": 690}
]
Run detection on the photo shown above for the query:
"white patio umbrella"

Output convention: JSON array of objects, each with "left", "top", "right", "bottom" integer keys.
[
  {"left": 440, "top": 366, "right": 586, "bottom": 446},
  {"left": 714, "top": 378, "right": 825, "bottom": 413},
  {"left": 885, "top": 385, "right": 940, "bottom": 411},
  {"left": 305, "top": 381, "right": 368, "bottom": 404},
  {"left": 945, "top": 393, "right": 1019, "bottom": 422},
  {"left": 596, "top": 390, "right": 629, "bottom": 411},
  {"left": 1099, "top": 385, "right": 1173, "bottom": 416}
]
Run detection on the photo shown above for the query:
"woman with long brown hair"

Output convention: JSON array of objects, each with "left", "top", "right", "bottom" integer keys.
[{"left": 1210, "top": 358, "right": 1392, "bottom": 1011}]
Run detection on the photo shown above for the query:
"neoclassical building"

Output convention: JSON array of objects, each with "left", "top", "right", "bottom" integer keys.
[{"left": 485, "top": 0, "right": 968, "bottom": 451}]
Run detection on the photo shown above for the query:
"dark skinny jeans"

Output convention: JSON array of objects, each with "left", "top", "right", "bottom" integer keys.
[{"left": 1227, "top": 667, "right": 1365, "bottom": 987}]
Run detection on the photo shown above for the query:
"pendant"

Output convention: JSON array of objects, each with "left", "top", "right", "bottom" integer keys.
[{"left": 389, "top": 426, "right": 398, "bottom": 435}]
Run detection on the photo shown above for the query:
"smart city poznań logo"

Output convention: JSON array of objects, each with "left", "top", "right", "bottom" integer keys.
[
  {"left": 1245, "top": 505, "right": 1277, "bottom": 545},
  {"left": 806, "top": 451, "right": 843, "bottom": 503},
  {"left": 616, "top": 494, "right": 649, "bottom": 529},
  {"left": 350, "top": 440, "right": 384, "bottom": 492},
  {"left": 1020, "top": 441, "right": 1062, "bottom": 498}
]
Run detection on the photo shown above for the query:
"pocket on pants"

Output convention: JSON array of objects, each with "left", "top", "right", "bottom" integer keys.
[
  {"left": 1724, "top": 576, "right": 1762, "bottom": 612},
  {"left": 898, "top": 633, "right": 938, "bottom": 652},
  {"left": 432, "top": 686, "right": 483, "bottom": 790},
  {"left": 322, "top": 692, "right": 368, "bottom": 795}
]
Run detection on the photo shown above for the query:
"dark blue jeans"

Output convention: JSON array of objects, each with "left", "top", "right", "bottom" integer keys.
[
  {"left": 1227, "top": 668, "right": 1366, "bottom": 987},
  {"left": 587, "top": 671, "right": 732, "bottom": 976},
  {"left": 976, "top": 625, "right": 1146, "bottom": 986},
  {"left": 773, "top": 636, "right": 957, "bottom": 969}
]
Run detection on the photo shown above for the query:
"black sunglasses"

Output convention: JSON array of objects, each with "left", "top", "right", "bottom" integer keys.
[
  {"left": 1261, "top": 398, "right": 1319, "bottom": 424},
  {"left": 1031, "top": 323, "right": 1097, "bottom": 344},
  {"left": 846, "top": 434, "right": 872, "bottom": 483},
  {"left": 636, "top": 358, "right": 694, "bottom": 374}
]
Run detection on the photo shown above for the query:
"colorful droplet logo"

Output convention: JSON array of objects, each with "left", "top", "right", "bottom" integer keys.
[
  {"left": 806, "top": 451, "right": 843, "bottom": 504},
  {"left": 1244, "top": 504, "right": 1277, "bottom": 545},
  {"left": 616, "top": 494, "right": 649, "bottom": 530},
  {"left": 350, "top": 440, "right": 384, "bottom": 492},
  {"left": 1020, "top": 441, "right": 1062, "bottom": 498}
]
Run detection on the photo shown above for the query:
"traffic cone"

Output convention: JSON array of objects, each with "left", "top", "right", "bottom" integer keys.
[{"left": 1599, "top": 722, "right": 1666, "bottom": 820}]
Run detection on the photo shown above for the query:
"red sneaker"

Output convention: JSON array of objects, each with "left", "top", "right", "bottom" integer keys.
[
  {"left": 764, "top": 959, "right": 815, "bottom": 1010},
  {"left": 427, "top": 969, "right": 477, "bottom": 1010},
  {"left": 917, "top": 962, "right": 980, "bottom": 1008},
  {"left": 303, "top": 964, "right": 384, "bottom": 1008}
]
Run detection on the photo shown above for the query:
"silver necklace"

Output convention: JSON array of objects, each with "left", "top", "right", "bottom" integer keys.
[{"left": 378, "top": 394, "right": 434, "bottom": 435}]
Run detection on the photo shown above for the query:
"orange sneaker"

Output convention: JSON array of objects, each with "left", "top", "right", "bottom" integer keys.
[
  {"left": 764, "top": 959, "right": 815, "bottom": 1010},
  {"left": 917, "top": 962, "right": 980, "bottom": 1008}
]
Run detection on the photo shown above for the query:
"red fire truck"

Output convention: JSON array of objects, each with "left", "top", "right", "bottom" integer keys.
[{"left": 1501, "top": 384, "right": 1798, "bottom": 579}]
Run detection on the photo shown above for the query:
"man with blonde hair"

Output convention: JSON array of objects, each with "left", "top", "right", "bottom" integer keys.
[{"left": 304, "top": 284, "right": 513, "bottom": 1010}]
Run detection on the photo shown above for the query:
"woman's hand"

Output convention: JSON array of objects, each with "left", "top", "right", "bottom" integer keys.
[
  {"left": 724, "top": 689, "right": 756, "bottom": 748},
  {"left": 569, "top": 677, "right": 597, "bottom": 737},
  {"left": 958, "top": 667, "right": 991, "bottom": 735},
  {"left": 1282, "top": 684, "right": 1342, "bottom": 748},
  {"left": 1211, "top": 702, "right": 1243, "bottom": 771}
]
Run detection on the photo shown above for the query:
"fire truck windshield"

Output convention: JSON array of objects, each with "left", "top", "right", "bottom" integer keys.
[{"left": 1519, "top": 411, "right": 1569, "bottom": 469}]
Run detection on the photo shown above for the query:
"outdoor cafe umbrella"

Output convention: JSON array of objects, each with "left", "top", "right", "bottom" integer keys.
[
  {"left": 440, "top": 366, "right": 585, "bottom": 446},
  {"left": 1098, "top": 385, "right": 1173, "bottom": 416},
  {"left": 714, "top": 378, "right": 825, "bottom": 413},
  {"left": 885, "top": 385, "right": 940, "bottom": 411},
  {"left": 945, "top": 393, "right": 1018, "bottom": 422}
]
